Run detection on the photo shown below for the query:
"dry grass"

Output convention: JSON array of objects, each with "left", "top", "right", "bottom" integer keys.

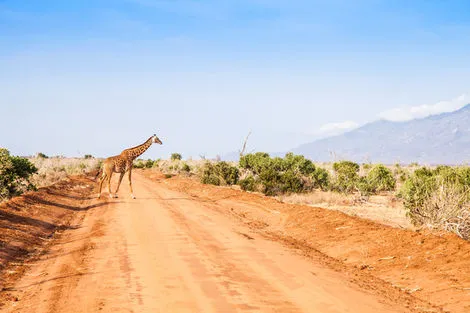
[
  {"left": 155, "top": 159, "right": 206, "bottom": 176},
  {"left": 277, "top": 190, "right": 413, "bottom": 229},
  {"left": 417, "top": 183, "right": 470, "bottom": 239},
  {"left": 29, "top": 157, "right": 101, "bottom": 187}
]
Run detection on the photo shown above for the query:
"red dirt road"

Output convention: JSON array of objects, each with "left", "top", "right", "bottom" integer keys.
[
  {"left": 0, "top": 173, "right": 408, "bottom": 313},
  {"left": 1, "top": 171, "right": 469, "bottom": 312}
]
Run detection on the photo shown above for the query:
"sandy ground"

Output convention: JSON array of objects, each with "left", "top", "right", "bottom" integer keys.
[{"left": 1, "top": 170, "right": 469, "bottom": 312}]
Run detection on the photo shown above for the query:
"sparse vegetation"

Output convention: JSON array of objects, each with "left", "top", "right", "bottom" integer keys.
[
  {"left": 30, "top": 156, "right": 101, "bottom": 187},
  {"left": 133, "top": 151, "right": 470, "bottom": 240}
]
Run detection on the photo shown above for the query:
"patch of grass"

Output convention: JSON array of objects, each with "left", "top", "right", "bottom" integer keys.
[{"left": 30, "top": 156, "right": 100, "bottom": 187}]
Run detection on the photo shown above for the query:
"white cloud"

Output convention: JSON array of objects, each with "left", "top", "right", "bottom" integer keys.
[
  {"left": 316, "top": 120, "right": 359, "bottom": 136},
  {"left": 378, "top": 93, "right": 470, "bottom": 122}
]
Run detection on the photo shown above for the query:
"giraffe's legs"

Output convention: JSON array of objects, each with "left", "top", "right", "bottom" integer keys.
[
  {"left": 107, "top": 172, "right": 115, "bottom": 198},
  {"left": 128, "top": 169, "right": 135, "bottom": 199},
  {"left": 114, "top": 171, "right": 125, "bottom": 196},
  {"left": 98, "top": 172, "right": 107, "bottom": 198}
]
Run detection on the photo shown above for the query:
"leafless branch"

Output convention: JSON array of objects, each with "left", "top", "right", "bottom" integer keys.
[{"left": 239, "top": 130, "right": 252, "bottom": 157}]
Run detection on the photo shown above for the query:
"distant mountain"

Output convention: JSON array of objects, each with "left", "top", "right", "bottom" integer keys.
[{"left": 291, "top": 104, "right": 470, "bottom": 164}]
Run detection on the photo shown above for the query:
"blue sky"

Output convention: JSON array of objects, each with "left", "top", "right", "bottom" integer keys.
[{"left": 1, "top": 0, "right": 470, "bottom": 159}]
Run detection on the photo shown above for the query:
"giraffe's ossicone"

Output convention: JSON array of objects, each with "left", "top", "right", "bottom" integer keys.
[{"left": 97, "top": 134, "right": 163, "bottom": 199}]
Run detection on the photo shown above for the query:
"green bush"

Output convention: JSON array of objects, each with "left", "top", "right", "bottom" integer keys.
[
  {"left": 332, "top": 161, "right": 360, "bottom": 193},
  {"left": 181, "top": 163, "right": 191, "bottom": 173},
  {"left": 144, "top": 159, "right": 155, "bottom": 168},
  {"left": 238, "top": 152, "right": 324, "bottom": 196},
  {"left": 133, "top": 159, "right": 145, "bottom": 168},
  {"left": 279, "top": 170, "right": 305, "bottom": 194},
  {"left": 311, "top": 167, "right": 330, "bottom": 190},
  {"left": 399, "top": 166, "right": 470, "bottom": 239},
  {"left": 357, "top": 176, "right": 375, "bottom": 196},
  {"left": 37, "top": 152, "right": 48, "bottom": 159},
  {"left": 84, "top": 154, "right": 93, "bottom": 159},
  {"left": 200, "top": 161, "right": 239, "bottom": 186},
  {"left": 283, "top": 152, "right": 316, "bottom": 175},
  {"left": 239, "top": 176, "right": 257, "bottom": 192},
  {"left": 239, "top": 152, "right": 271, "bottom": 175},
  {"left": 0, "top": 148, "right": 38, "bottom": 200},
  {"left": 171, "top": 153, "right": 182, "bottom": 161},
  {"left": 365, "top": 164, "right": 396, "bottom": 192},
  {"left": 201, "top": 174, "right": 221, "bottom": 185}
]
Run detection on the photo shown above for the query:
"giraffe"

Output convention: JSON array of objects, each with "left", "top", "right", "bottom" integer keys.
[{"left": 97, "top": 134, "right": 162, "bottom": 199}]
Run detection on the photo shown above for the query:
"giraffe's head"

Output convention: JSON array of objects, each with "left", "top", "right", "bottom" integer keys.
[{"left": 152, "top": 134, "right": 163, "bottom": 145}]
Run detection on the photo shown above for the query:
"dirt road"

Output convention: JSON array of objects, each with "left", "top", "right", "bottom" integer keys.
[{"left": 1, "top": 172, "right": 421, "bottom": 313}]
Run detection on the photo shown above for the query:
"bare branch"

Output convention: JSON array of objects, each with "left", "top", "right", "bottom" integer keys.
[{"left": 239, "top": 130, "right": 252, "bottom": 157}]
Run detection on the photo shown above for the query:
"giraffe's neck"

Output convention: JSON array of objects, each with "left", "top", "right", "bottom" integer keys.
[{"left": 123, "top": 136, "right": 154, "bottom": 160}]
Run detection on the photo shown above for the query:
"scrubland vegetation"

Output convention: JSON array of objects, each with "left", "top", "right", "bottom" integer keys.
[
  {"left": 0, "top": 148, "right": 100, "bottom": 200},
  {"left": 1, "top": 146, "right": 469, "bottom": 240},
  {"left": 147, "top": 152, "right": 470, "bottom": 240},
  {"left": 30, "top": 155, "right": 101, "bottom": 187}
]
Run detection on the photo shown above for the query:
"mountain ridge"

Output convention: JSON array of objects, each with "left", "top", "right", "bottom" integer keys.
[{"left": 290, "top": 104, "right": 470, "bottom": 164}]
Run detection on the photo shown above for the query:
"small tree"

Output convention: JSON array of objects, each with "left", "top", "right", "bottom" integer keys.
[{"left": 171, "top": 153, "right": 182, "bottom": 161}]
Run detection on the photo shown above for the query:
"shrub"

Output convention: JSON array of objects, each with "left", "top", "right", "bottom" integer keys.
[
  {"left": 0, "top": 148, "right": 38, "bottom": 200},
  {"left": 238, "top": 152, "right": 323, "bottom": 196},
  {"left": 398, "top": 167, "right": 437, "bottom": 214},
  {"left": 37, "top": 152, "right": 48, "bottom": 159},
  {"left": 239, "top": 176, "right": 257, "bottom": 192},
  {"left": 311, "top": 167, "right": 330, "bottom": 190},
  {"left": 332, "top": 161, "right": 360, "bottom": 193},
  {"left": 171, "top": 153, "right": 182, "bottom": 161},
  {"left": 201, "top": 174, "right": 221, "bottom": 186},
  {"left": 399, "top": 166, "right": 470, "bottom": 239},
  {"left": 200, "top": 161, "right": 239, "bottom": 186},
  {"left": 144, "top": 159, "right": 155, "bottom": 168},
  {"left": 84, "top": 154, "right": 93, "bottom": 159},
  {"left": 181, "top": 163, "right": 191, "bottom": 173},
  {"left": 279, "top": 170, "right": 305, "bottom": 194},
  {"left": 357, "top": 176, "right": 375, "bottom": 196},
  {"left": 239, "top": 152, "right": 271, "bottom": 175},
  {"left": 365, "top": 164, "right": 396, "bottom": 192},
  {"left": 283, "top": 152, "right": 316, "bottom": 175},
  {"left": 133, "top": 159, "right": 145, "bottom": 168},
  {"left": 393, "top": 164, "right": 409, "bottom": 183}
]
